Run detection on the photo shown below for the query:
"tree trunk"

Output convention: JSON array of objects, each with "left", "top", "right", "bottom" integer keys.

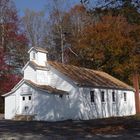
[{"left": 133, "top": 72, "right": 140, "bottom": 114}]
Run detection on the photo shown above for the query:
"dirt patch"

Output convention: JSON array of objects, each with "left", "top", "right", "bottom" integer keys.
[
  {"left": 93, "top": 125, "right": 125, "bottom": 134},
  {"left": 0, "top": 114, "right": 4, "bottom": 120},
  {"left": 0, "top": 115, "right": 140, "bottom": 139},
  {"left": 13, "top": 115, "right": 35, "bottom": 121}
]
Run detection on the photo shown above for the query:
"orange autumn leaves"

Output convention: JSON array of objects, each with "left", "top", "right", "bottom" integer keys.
[
  {"left": 70, "top": 14, "right": 139, "bottom": 77},
  {"left": 47, "top": 3, "right": 140, "bottom": 84}
]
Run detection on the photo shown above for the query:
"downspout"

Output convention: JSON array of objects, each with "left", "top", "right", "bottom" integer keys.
[{"left": 133, "top": 73, "right": 140, "bottom": 114}]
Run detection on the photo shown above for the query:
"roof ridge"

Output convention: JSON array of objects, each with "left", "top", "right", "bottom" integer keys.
[
  {"left": 28, "top": 47, "right": 48, "bottom": 53},
  {"left": 48, "top": 60, "right": 103, "bottom": 72}
]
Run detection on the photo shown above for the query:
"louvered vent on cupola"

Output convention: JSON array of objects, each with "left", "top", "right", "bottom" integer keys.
[{"left": 28, "top": 47, "right": 48, "bottom": 66}]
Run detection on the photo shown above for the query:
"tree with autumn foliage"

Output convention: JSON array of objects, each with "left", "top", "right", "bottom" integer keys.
[
  {"left": 46, "top": 4, "right": 92, "bottom": 63},
  {"left": 67, "top": 14, "right": 140, "bottom": 84},
  {"left": 43, "top": 3, "right": 140, "bottom": 86},
  {"left": 81, "top": 0, "right": 140, "bottom": 85},
  {"left": 64, "top": 4, "right": 92, "bottom": 63},
  {"left": 0, "top": 0, "right": 28, "bottom": 85},
  {"left": 45, "top": 1, "right": 71, "bottom": 63},
  {"left": 22, "top": 9, "right": 48, "bottom": 47},
  {"left": 0, "top": 0, "right": 28, "bottom": 71},
  {"left": 0, "top": 48, "right": 21, "bottom": 92},
  {"left": 0, "top": 0, "right": 28, "bottom": 112},
  {"left": 0, "top": 48, "right": 21, "bottom": 112}
]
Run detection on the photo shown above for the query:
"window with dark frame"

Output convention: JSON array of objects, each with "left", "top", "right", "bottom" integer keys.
[
  {"left": 46, "top": 54, "right": 48, "bottom": 61},
  {"left": 22, "top": 96, "right": 25, "bottom": 101},
  {"left": 29, "top": 96, "right": 31, "bottom": 100},
  {"left": 90, "top": 91, "right": 94, "bottom": 102},
  {"left": 33, "top": 52, "right": 36, "bottom": 59},
  {"left": 59, "top": 94, "right": 63, "bottom": 98},
  {"left": 112, "top": 91, "right": 115, "bottom": 102},
  {"left": 124, "top": 92, "right": 127, "bottom": 101},
  {"left": 101, "top": 91, "right": 105, "bottom": 102}
]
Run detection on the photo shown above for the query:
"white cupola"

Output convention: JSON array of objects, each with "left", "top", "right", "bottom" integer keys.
[{"left": 28, "top": 47, "right": 48, "bottom": 66}]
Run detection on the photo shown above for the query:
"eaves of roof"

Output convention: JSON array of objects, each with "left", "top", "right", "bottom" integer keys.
[
  {"left": 2, "top": 79, "right": 68, "bottom": 97},
  {"left": 28, "top": 47, "right": 48, "bottom": 53},
  {"left": 22, "top": 61, "right": 49, "bottom": 72}
]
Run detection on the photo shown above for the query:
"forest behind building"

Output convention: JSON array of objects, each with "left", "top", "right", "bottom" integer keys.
[{"left": 0, "top": 0, "right": 140, "bottom": 112}]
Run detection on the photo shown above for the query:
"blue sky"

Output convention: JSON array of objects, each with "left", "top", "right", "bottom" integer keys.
[
  {"left": 14, "top": 0, "right": 80, "bottom": 16},
  {"left": 14, "top": 0, "right": 47, "bottom": 16}
]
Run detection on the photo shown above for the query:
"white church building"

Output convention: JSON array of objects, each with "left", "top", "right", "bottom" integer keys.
[{"left": 2, "top": 47, "right": 136, "bottom": 121}]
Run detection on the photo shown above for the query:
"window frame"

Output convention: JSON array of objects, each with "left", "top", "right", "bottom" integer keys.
[
  {"left": 101, "top": 91, "right": 105, "bottom": 102},
  {"left": 112, "top": 91, "right": 116, "bottom": 102},
  {"left": 90, "top": 91, "right": 95, "bottom": 103},
  {"left": 59, "top": 94, "right": 63, "bottom": 98},
  {"left": 22, "top": 96, "right": 25, "bottom": 101},
  {"left": 29, "top": 96, "right": 31, "bottom": 100},
  {"left": 124, "top": 92, "right": 127, "bottom": 101},
  {"left": 32, "top": 51, "right": 36, "bottom": 59}
]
